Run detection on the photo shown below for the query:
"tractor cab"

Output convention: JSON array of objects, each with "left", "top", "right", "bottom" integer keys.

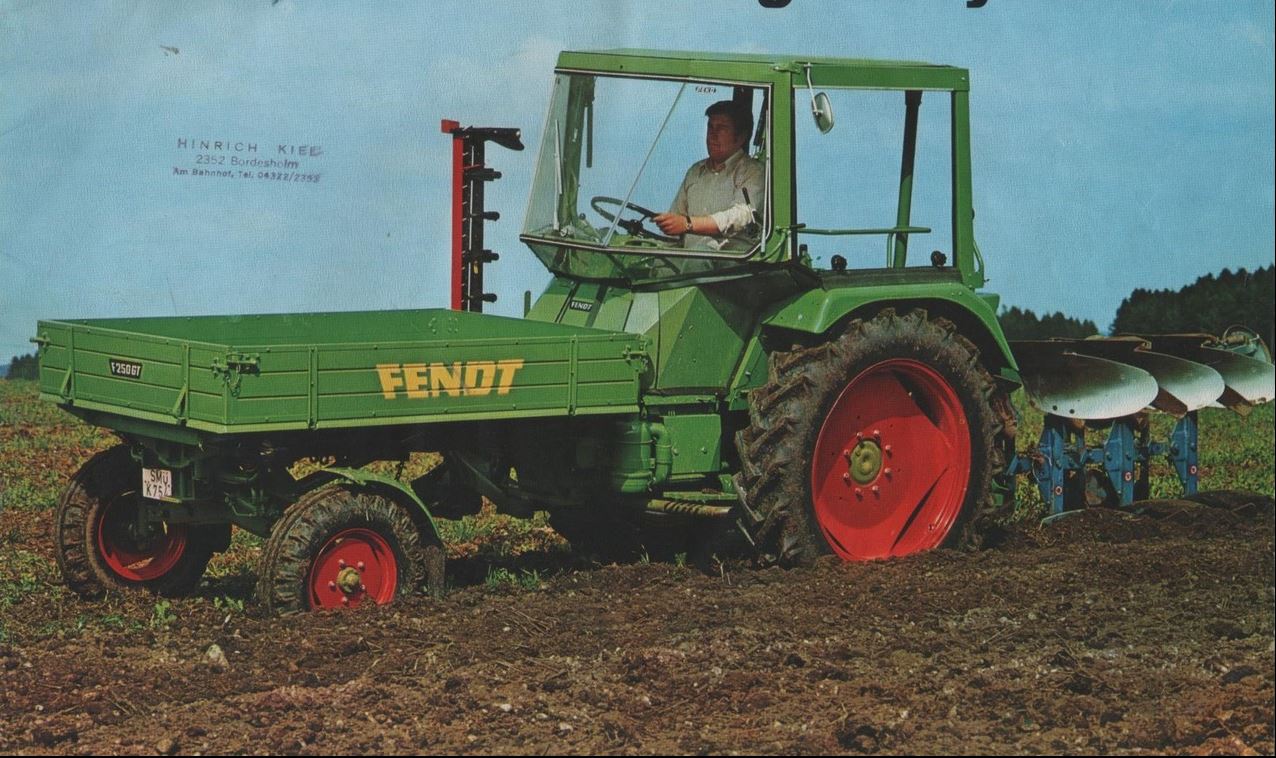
[{"left": 521, "top": 49, "right": 983, "bottom": 290}]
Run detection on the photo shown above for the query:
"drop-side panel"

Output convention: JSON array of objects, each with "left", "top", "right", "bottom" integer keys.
[{"left": 35, "top": 309, "right": 647, "bottom": 433}]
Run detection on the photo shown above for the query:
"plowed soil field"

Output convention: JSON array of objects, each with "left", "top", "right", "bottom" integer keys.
[
  {"left": 0, "top": 498, "right": 1272, "bottom": 755},
  {"left": 2, "top": 380, "right": 1273, "bottom": 755}
]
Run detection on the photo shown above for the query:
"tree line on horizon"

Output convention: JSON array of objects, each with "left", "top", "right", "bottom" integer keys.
[
  {"left": 1000, "top": 264, "right": 1273, "bottom": 345},
  {"left": 5, "top": 353, "right": 38, "bottom": 380},
  {"left": 997, "top": 306, "right": 1099, "bottom": 340},
  {"left": 1110, "top": 264, "right": 1274, "bottom": 347}
]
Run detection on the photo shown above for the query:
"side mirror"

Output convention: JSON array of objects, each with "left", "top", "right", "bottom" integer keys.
[{"left": 811, "top": 91, "right": 834, "bottom": 133}]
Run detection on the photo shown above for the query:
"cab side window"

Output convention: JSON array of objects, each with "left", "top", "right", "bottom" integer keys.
[{"left": 795, "top": 90, "right": 953, "bottom": 270}]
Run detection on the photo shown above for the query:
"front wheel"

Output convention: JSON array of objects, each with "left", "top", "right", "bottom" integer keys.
[
  {"left": 55, "top": 445, "right": 226, "bottom": 598},
  {"left": 734, "top": 308, "right": 1012, "bottom": 564},
  {"left": 256, "top": 485, "right": 441, "bottom": 614}
]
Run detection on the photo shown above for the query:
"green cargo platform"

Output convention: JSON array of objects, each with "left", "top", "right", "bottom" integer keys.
[{"left": 35, "top": 309, "right": 647, "bottom": 434}]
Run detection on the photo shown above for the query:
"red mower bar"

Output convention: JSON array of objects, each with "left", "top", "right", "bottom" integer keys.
[{"left": 440, "top": 120, "right": 524, "bottom": 312}]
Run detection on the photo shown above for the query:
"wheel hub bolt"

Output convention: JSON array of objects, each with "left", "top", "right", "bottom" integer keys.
[
  {"left": 357, "top": 561, "right": 365, "bottom": 571},
  {"left": 871, "top": 485, "right": 880, "bottom": 495},
  {"left": 847, "top": 439, "right": 883, "bottom": 484},
  {"left": 338, "top": 559, "right": 346, "bottom": 569},
  {"left": 854, "top": 488, "right": 863, "bottom": 499},
  {"left": 328, "top": 581, "right": 336, "bottom": 591},
  {"left": 336, "top": 566, "right": 363, "bottom": 595}
]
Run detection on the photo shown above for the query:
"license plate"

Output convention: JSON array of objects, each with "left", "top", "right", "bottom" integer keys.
[{"left": 142, "top": 468, "right": 173, "bottom": 500}]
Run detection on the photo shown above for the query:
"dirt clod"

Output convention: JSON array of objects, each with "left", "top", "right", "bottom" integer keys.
[{"left": 204, "top": 643, "right": 229, "bottom": 672}]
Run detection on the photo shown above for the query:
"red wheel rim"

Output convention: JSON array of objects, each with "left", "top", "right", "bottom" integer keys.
[
  {"left": 95, "top": 495, "right": 188, "bottom": 582},
  {"left": 308, "top": 528, "right": 398, "bottom": 609},
  {"left": 810, "top": 359, "right": 972, "bottom": 560}
]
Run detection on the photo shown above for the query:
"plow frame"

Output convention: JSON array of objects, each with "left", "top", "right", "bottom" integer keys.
[{"left": 1008, "top": 413, "right": 1200, "bottom": 516}]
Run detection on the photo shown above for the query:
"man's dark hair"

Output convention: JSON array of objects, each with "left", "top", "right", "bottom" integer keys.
[{"left": 705, "top": 100, "right": 753, "bottom": 140}]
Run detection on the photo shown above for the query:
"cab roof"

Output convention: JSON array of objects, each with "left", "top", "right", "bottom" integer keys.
[{"left": 557, "top": 49, "right": 970, "bottom": 91}]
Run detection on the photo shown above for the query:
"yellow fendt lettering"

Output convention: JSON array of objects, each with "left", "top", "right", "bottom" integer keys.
[
  {"left": 375, "top": 364, "right": 403, "bottom": 399},
  {"left": 463, "top": 361, "right": 497, "bottom": 396},
  {"left": 376, "top": 358, "right": 525, "bottom": 400},
  {"left": 430, "top": 362, "right": 463, "bottom": 398},
  {"left": 496, "top": 359, "right": 524, "bottom": 395},
  {"left": 403, "top": 363, "right": 430, "bottom": 399}
]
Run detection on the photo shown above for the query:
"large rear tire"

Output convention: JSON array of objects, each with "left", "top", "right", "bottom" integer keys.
[
  {"left": 734, "top": 308, "right": 1012, "bottom": 564},
  {"left": 55, "top": 445, "right": 225, "bottom": 598}
]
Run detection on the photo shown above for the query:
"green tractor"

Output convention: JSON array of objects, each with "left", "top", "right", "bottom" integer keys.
[{"left": 33, "top": 50, "right": 1272, "bottom": 613}]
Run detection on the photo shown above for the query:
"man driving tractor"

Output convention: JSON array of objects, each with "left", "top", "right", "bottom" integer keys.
[{"left": 654, "top": 100, "right": 765, "bottom": 250}]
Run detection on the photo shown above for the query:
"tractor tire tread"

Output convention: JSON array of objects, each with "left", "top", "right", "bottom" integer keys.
[{"left": 733, "top": 308, "right": 1014, "bottom": 565}]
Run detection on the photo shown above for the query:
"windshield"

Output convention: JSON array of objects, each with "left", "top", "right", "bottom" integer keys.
[{"left": 522, "top": 72, "right": 770, "bottom": 281}]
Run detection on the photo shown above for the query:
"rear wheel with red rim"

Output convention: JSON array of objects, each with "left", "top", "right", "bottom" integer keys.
[
  {"left": 734, "top": 308, "right": 1011, "bottom": 565},
  {"left": 810, "top": 359, "right": 973, "bottom": 559},
  {"left": 56, "top": 445, "right": 225, "bottom": 597},
  {"left": 95, "top": 493, "right": 190, "bottom": 581}
]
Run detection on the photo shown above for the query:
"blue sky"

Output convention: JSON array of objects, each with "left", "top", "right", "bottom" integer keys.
[{"left": 1, "top": 1, "right": 1273, "bottom": 360}]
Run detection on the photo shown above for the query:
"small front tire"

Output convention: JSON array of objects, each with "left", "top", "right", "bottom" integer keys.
[{"left": 256, "top": 485, "right": 438, "bottom": 614}]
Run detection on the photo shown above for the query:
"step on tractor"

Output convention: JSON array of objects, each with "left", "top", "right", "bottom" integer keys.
[{"left": 33, "top": 50, "right": 1275, "bottom": 613}]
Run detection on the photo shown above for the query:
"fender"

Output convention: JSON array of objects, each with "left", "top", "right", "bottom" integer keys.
[
  {"left": 319, "top": 466, "right": 443, "bottom": 547},
  {"left": 756, "top": 277, "right": 1019, "bottom": 381}
]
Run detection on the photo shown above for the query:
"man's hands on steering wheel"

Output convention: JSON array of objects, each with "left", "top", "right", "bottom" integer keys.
[
  {"left": 652, "top": 211, "right": 693, "bottom": 238},
  {"left": 590, "top": 196, "right": 680, "bottom": 245}
]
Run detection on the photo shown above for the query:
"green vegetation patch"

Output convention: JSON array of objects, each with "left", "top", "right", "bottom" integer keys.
[{"left": 0, "top": 380, "right": 115, "bottom": 511}]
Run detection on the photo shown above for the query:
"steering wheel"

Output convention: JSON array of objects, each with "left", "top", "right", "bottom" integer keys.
[{"left": 590, "top": 196, "right": 680, "bottom": 245}]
